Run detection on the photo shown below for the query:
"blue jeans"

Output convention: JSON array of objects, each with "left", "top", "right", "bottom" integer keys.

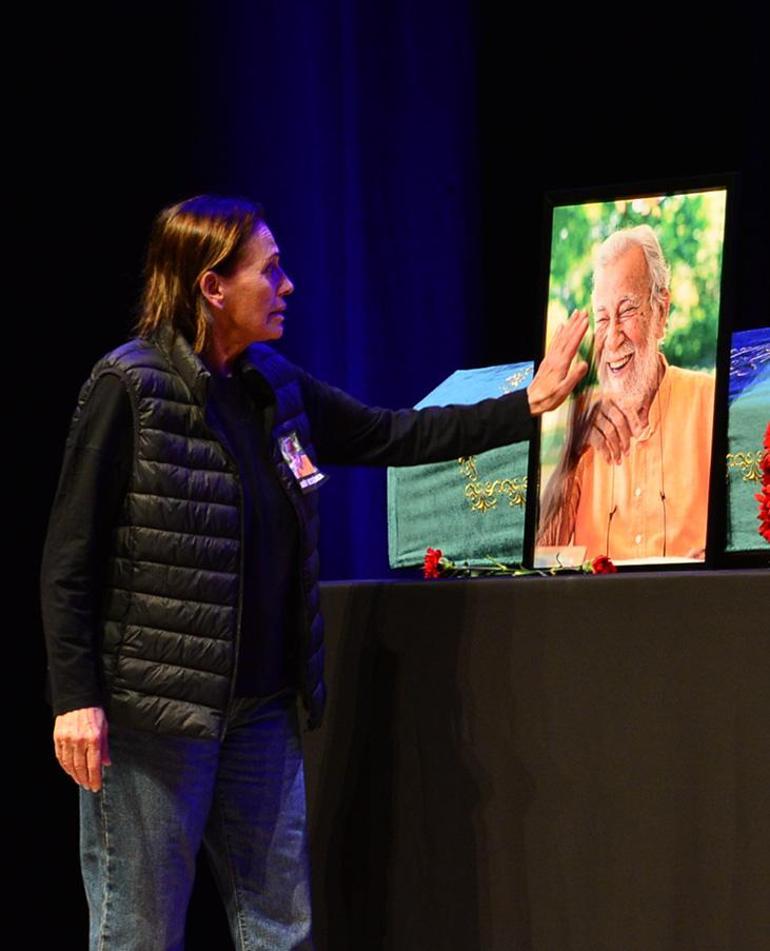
[{"left": 79, "top": 690, "right": 313, "bottom": 950}]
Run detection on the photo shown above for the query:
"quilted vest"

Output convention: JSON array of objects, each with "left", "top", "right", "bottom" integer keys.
[{"left": 72, "top": 325, "right": 325, "bottom": 739}]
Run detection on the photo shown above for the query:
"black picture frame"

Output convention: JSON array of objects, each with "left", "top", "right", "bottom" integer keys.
[{"left": 523, "top": 173, "right": 738, "bottom": 571}]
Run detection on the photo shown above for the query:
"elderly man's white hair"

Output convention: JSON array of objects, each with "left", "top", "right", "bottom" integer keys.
[{"left": 593, "top": 224, "right": 671, "bottom": 312}]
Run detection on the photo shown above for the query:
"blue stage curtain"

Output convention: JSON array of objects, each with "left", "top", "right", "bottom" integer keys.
[{"left": 198, "top": 0, "right": 486, "bottom": 579}]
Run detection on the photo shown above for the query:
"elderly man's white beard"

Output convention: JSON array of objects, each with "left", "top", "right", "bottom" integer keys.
[{"left": 597, "top": 333, "right": 662, "bottom": 413}]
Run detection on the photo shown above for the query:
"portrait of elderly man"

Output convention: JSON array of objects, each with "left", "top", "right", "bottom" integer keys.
[{"left": 537, "top": 223, "right": 716, "bottom": 562}]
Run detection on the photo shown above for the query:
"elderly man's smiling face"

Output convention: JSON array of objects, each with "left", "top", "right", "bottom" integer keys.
[{"left": 592, "top": 244, "right": 668, "bottom": 409}]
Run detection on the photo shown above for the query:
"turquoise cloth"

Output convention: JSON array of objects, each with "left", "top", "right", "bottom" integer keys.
[{"left": 387, "top": 362, "right": 533, "bottom": 569}]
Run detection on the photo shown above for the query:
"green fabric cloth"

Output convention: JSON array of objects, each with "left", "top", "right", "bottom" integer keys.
[
  {"left": 387, "top": 363, "right": 532, "bottom": 568},
  {"left": 726, "top": 365, "right": 770, "bottom": 552}
]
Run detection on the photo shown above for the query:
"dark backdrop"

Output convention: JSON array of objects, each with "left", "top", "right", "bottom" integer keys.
[{"left": 16, "top": 2, "right": 769, "bottom": 945}]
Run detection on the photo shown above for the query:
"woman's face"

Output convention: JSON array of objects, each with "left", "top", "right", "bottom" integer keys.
[{"left": 209, "top": 222, "right": 294, "bottom": 348}]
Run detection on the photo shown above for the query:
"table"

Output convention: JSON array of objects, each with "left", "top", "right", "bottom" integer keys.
[{"left": 304, "top": 571, "right": 769, "bottom": 951}]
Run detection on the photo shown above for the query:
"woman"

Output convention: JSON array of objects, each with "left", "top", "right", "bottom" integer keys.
[{"left": 41, "top": 194, "right": 587, "bottom": 949}]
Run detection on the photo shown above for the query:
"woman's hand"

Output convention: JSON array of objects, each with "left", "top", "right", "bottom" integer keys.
[
  {"left": 53, "top": 706, "right": 111, "bottom": 793},
  {"left": 527, "top": 309, "right": 590, "bottom": 415}
]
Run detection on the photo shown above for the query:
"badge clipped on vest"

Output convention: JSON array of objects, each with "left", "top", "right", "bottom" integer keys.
[{"left": 278, "top": 431, "right": 328, "bottom": 493}]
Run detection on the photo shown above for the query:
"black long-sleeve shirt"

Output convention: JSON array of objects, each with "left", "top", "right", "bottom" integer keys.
[{"left": 42, "top": 361, "right": 534, "bottom": 717}]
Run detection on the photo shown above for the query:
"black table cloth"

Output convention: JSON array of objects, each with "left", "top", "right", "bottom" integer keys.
[{"left": 304, "top": 571, "right": 769, "bottom": 951}]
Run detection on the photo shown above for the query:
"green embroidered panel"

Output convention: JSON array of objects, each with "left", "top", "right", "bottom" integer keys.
[
  {"left": 387, "top": 363, "right": 532, "bottom": 568},
  {"left": 725, "top": 330, "right": 770, "bottom": 552}
]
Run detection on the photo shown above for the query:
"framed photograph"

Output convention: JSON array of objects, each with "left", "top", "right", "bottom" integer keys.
[{"left": 526, "top": 177, "right": 735, "bottom": 569}]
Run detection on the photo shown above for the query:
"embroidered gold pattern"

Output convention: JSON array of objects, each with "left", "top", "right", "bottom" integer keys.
[
  {"left": 458, "top": 456, "right": 479, "bottom": 480},
  {"left": 458, "top": 456, "right": 528, "bottom": 512},
  {"left": 726, "top": 450, "right": 763, "bottom": 483}
]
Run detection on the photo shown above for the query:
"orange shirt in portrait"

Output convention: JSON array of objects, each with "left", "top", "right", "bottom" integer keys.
[{"left": 572, "top": 360, "right": 715, "bottom": 561}]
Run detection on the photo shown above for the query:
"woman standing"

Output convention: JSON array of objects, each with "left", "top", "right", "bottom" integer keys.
[{"left": 41, "top": 194, "right": 587, "bottom": 949}]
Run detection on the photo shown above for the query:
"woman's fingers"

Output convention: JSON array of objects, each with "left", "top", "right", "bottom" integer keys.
[{"left": 53, "top": 707, "right": 109, "bottom": 793}]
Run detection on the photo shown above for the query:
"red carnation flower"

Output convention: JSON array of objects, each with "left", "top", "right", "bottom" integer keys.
[
  {"left": 591, "top": 555, "right": 618, "bottom": 574},
  {"left": 757, "top": 422, "right": 770, "bottom": 545},
  {"left": 423, "top": 547, "right": 444, "bottom": 579}
]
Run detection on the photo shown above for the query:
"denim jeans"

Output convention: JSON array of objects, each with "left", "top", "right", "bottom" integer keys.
[{"left": 79, "top": 690, "right": 313, "bottom": 950}]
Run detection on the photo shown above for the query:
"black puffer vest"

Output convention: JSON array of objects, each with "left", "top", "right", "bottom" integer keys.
[{"left": 72, "top": 325, "right": 325, "bottom": 739}]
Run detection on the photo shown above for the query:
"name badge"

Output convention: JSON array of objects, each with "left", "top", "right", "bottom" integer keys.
[{"left": 278, "top": 431, "right": 328, "bottom": 493}]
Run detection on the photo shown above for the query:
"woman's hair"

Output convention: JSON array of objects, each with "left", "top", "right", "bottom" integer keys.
[{"left": 136, "top": 194, "right": 265, "bottom": 352}]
